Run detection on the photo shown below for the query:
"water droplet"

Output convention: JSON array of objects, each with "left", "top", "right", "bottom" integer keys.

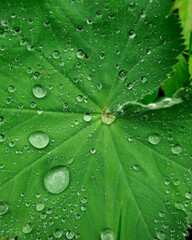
[
  {"left": 0, "top": 164, "right": 4, "bottom": 170},
  {"left": 0, "top": 202, "right": 8, "bottom": 215},
  {"left": 0, "top": 134, "right": 5, "bottom": 143},
  {"left": 8, "top": 85, "right": 15, "bottom": 92},
  {"left": 101, "top": 228, "right": 115, "bottom": 240},
  {"left": 36, "top": 202, "right": 45, "bottom": 211},
  {"left": 44, "top": 166, "right": 70, "bottom": 194},
  {"left": 83, "top": 114, "right": 92, "bottom": 122},
  {"left": 53, "top": 229, "right": 63, "bottom": 239},
  {"left": 29, "top": 131, "right": 49, "bottom": 149},
  {"left": 141, "top": 76, "right": 147, "bottom": 83},
  {"left": 171, "top": 144, "right": 182, "bottom": 155},
  {"left": 53, "top": 51, "right": 60, "bottom": 59},
  {"left": 133, "top": 165, "right": 139, "bottom": 171},
  {"left": 118, "top": 70, "right": 127, "bottom": 81},
  {"left": 66, "top": 231, "right": 75, "bottom": 239},
  {"left": 185, "top": 192, "right": 192, "bottom": 199},
  {"left": 128, "top": 30, "right": 136, "bottom": 38},
  {"left": 128, "top": 2, "right": 135, "bottom": 11},
  {"left": 76, "top": 50, "right": 84, "bottom": 59},
  {"left": 0, "top": 116, "right": 4, "bottom": 124},
  {"left": 76, "top": 95, "right": 83, "bottom": 102},
  {"left": 156, "top": 232, "right": 165, "bottom": 240},
  {"left": 32, "top": 84, "right": 47, "bottom": 99},
  {"left": 148, "top": 133, "right": 161, "bottom": 145},
  {"left": 22, "top": 223, "right": 33, "bottom": 234}
]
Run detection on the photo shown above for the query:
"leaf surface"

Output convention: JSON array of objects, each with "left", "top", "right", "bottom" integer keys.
[{"left": 0, "top": 1, "right": 189, "bottom": 240}]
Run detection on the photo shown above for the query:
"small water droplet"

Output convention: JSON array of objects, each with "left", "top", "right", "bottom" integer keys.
[
  {"left": 128, "top": 30, "right": 136, "bottom": 38},
  {"left": 0, "top": 134, "right": 5, "bottom": 143},
  {"left": 29, "top": 131, "right": 49, "bottom": 149},
  {"left": 83, "top": 114, "right": 92, "bottom": 122},
  {"left": 53, "top": 51, "right": 60, "bottom": 59},
  {"left": 185, "top": 192, "right": 192, "bottom": 199},
  {"left": 22, "top": 223, "right": 33, "bottom": 234},
  {"left": 44, "top": 166, "right": 70, "bottom": 194},
  {"left": 0, "top": 202, "right": 8, "bottom": 215},
  {"left": 66, "top": 231, "right": 75, "bottom": 239},
  {"left": 141, "top": 76, "right": 147, "bottom": 83},
  {"left": 8, "top": 85, "right": 15, "bottom": 92},
  {"left": 101, "top": 228, "right": 115, "bottom": 240},
  {"left": 76, "top": 95, "right": 83, "bottom": 102},
  {"left": 118, "top": 70, "right": 127, "bottom": 81},
  {"left": 53, "top": 229, "right": 63, "bottom": 239},
  {"left": 36, "top": 202, "right": 45, "bottom": 211},
  {"left": 156, "top": 232, "right": 165, "bottom": 240},
  {"left": 133, "top": 165, "right": 139, "bottom": 171},
  {"left": 0, "top": 116, "right": 4, "bottom": 124},
  {"left": 148, "top": 133, "right": 161, "bottom": 145},
  {"left": 171, "top": 144, "right": 182, "bottom": 155},
  {"left": 76, "top": 50, "right": 84, "bottom": 59},
  {"left": 32, "top": 84, "right": 47, "bottom": 99}
]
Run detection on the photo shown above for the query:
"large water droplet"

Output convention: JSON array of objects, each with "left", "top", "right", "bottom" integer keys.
[
  {"left": 29, "top": 131, "right": 49, "bottom": 149},
  {"left": 148, "top": 133, "right": 161, "bottom": 145},
  {"left": 44, "top": 166, "right": 70, "bottom": 194},
  {"left": 22, "top": 223, "right": 33, "bottom": 234},
  {"left": 0, "top": 202, "right": 8, "bottom": 215},
  {"left": 101, "top": 229, "right": 115, "bottom": 240},
  {"left": 53, "top": 229, "right": 63, "bottom": 238},
  {"left": 171, "top": 144, "right": 182, "bottom": 155},
  {"left": 32, "top": 84, "right": 47, "bottom": 99}
]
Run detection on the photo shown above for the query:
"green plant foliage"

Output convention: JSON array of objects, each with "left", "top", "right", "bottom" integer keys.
[
  {"left": 161, "top": 54, "right": 189, "bottom": 96},
  {"left": 174, "top": 0, "right": 192, "bottom": 47},
  {"left": 0, "top": 0, "right": 191, "bottom": 240}
]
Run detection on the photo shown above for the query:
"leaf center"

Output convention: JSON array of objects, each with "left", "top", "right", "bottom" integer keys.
[{"left": 101, "top": 108, "right": 116, "bottom": 125}]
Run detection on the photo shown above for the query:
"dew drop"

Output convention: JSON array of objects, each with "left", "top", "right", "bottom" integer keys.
[
  {"left": 44, "top": 166, "right": 70, "bottom": 194},
  {"left": 32, "top": 84, "right": 47, "bottom": 99},
  {"left": 156, "top": 232, "right": 165, "bottom": 240},
  {"left": 185, "top": 192, "right": 192, "bottom": 199},
  {"left": 171, "top": 144, "right": 182, "bottom": 155},
  {"left": 29, "top": 131, "right": 49, "bottom": 149},
  {"left": 83, "top": 114, "right": 92, "bottom": 122},
  {"left": 148, "top": 133, "right": 161, "bottom": 145},
  {"left": 36, "top": 202, "right": 45, "bottom": 211},
  {"left": 0, "top": 202, "right": 8, "bottom": 216},
  {"left": 133, "top": 165, "right": 139, "bottom": 171},
  {"left": 8, "top": 85, "right": 15, "bottom": 92},
  {"left": 53, "top": 51, "right": 60, "bottom": 59},
  {"left": 76, "top": 95, "right": 83, "bottom": 102},
  {"left": 0, "top": 116, "right": 4, "bottom": 124},
  {"left": 0, "top": 134, "right": 5, "bottom": 143},
  {"left": 101, "top": 228, "right": 115, "bottom": 240},
  {"left": 76, "top": 50, "right": 84, "bottom": 59},
  {"left": 22, "top": 223, "right": 33, "bottom": 234},
  {"left": 118, "top": 70, "right": 127, "bottom": 81},
  {"left": 66, "top": 231, "right": 75, "bottom": 239},
  {"left": 53, "top": 229, "right": 63, "bottom": 239},
  {"left": 128, "top": 30, "right": 136, "bottom": 39}
]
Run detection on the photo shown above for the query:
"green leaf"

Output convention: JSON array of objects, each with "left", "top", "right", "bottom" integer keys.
[
  {"left": 174, "top": 0, "right": 192, "bottom": 47},
  {"left": 0, "top": 0, "right": 189, "bottom": 240},
  {"left": 161, "top": 54, "right": 189, "bottom": 96}
]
